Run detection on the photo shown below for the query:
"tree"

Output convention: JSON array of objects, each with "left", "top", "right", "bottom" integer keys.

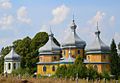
[
  {"left": 30, "top": 32, "right": 48, "bottom": 50},
  {"left": 55, "top": 56, "right": 88, "bottom": 79},
  {"left": 87, "top": 66, "right": 98, "bottom": 80},
  {"left": 118, "top": 42, "right": 120, "bottom": 50},
  {"left": 0, "top": 46, "right": 11, "bottom": 73},
  {"left": 110, "top": 39, "right": 120, "bottom": 79},
  {"left": 14, "top": 37, "right": 32, "bottom": 69},
  {"left": 55, "top": 65, "right": 67, "bottom": 78},
  {"left": 74, "top": 55, "right": 87, "bottom": 78}
]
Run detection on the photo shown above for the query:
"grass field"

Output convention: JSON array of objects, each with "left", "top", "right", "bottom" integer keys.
[{"left": 0, "top": 76, "right": 120, "bottom": 83}]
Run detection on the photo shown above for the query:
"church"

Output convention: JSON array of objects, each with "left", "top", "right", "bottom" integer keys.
[{"left": 37, "top": 18, "right": 111, "bottom": 76}]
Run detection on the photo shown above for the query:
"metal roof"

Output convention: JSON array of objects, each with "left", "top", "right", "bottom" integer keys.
[
  {"left": 39, "top": 30, "right": 61, "bottom": 55},
  {"left": 86, "top": 27, "right": 110, "bottom": 54},
  {"left": 62, "top": 20, "right": 86, "bottom": 49},
  {"left": 4, "top": 47, "right": 20, "bottom": 61}
]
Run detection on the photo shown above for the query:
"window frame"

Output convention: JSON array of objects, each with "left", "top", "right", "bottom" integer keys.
[{"left": 43, "top": 65, "right": 46, "bottom": 72}]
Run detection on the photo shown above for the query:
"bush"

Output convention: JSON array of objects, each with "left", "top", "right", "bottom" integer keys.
[
  {"left": 12, "top": 68, "right": 30, "bottom": 76},
  {"left": 102, "top": 71, "right": 110, "bottom": 80},
  {"left": 87, "top": 66, "right": 98, "bottom": 80}
]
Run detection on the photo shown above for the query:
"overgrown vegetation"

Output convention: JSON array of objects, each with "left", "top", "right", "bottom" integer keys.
[{"left": 55, "top": 56, "right": 100, "bottom": 80}]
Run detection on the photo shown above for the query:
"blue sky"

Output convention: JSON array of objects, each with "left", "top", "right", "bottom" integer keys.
[{"left": 0, "top": 0, "right": 120, "bottom": 49}]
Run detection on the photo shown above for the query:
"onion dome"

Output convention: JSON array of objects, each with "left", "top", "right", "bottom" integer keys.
[
  {"left": 39, "top": 29, "right": 61, "bottom": 55},
  {"left": 86, "top": 24, "right": 110, "bottom": 54},
  {"left": 60, "top": 49, "right": 75, "bottom": 64},
  {"left": 62, "top": 19, "right": 86, "bottom": 49},
  {"left": 4, "top": 47, "right": 21, "bottom": 61}
]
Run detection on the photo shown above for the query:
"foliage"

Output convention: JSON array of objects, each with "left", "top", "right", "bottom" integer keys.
[
  {"left": 110, "top": 39, "right": 120, "bottom": 79},
  {"left": 55, "top": 65, "right": 67, "bottom": 78},
  {"left": 74, "top": 56, "right": 87, "bottom": 78},
  {"left": 12, "top": 68, "right": 29, "bottom": 76},
  {"left": 0, "top": 46, "right": 11, "bottom": 73},
  {"left": 102, "top": 71, "right": 110, "bottom": 80},
  {"left": 118, "top": 42, "right": 120, "bottom": 50},
  {"left": 30, "top": 32, "right": 48, "bottom": 50},
  {"left": 55, "top": 56, "right": 88, "bottom": 79},
  {"left": 87, "top": 66, "right": 98, "bottom": 80}
]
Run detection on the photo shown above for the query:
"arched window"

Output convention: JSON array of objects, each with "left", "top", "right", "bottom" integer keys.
[
  {"left": 52, "top": 66, "right": 55, "bottom": 71},
  {"left": 8, "top": 63, "right": 11, "bottom": 70},
  {"left": 43, "top": 65, "right": 46, "bottom": 72},
  {"left": 94, "top": 65, "right": 98, "bottom": 71},
  {"left": 54, "top": 56, "right": 57, "bottom": 60},
  {"left": 13, "top": 63, "right": 16, "bottom": 69},
  {"left": 88, "top": 56, "right": 90, "bottom": 61},
  {"left": 78, "top": 50, "right": 80, "bottom": 54}
]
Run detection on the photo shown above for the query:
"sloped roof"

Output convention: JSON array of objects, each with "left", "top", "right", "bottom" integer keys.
[
  {"left": 86, "top": 29, "right": 110, "bottom": 54},
  {"left": 4, "top": 47, "right": 20, "bottom": 61},
  {"left": 39, "top": 30, "right": 61, "bottom": 55},
  {"left": 62, "top": 20, "right": 86, "bottom": 49}
]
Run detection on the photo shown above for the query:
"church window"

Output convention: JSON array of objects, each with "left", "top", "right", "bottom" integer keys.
[
  {"left": 103, "top": 55, "right": 106, "bottom": 59},
  {"left": 8, "top": 63, "right": 11, "bottom": 70},
  {"left": 40, "top": 57, "right": 42, "bottom": 62},
  {"left": 78, "top": 50, "right": 80, "bottom": 54},
  {"left": 43, "top": 65, "right": 46, "bottom": 72},
  {"left": 13, "top": 63, "right": 16, "bottom": 69},
  {"left": 52, "top": 66, "right": 55, "bottom": 71},
  {"left": 54, "top": 56, "right": 57, "bottom": 60},
  {"left": 88, "top": 56, "right": 90, "bottom": 61}
]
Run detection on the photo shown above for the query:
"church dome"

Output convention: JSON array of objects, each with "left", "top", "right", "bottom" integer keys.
[
  {"left": 86, "top": 26, "right": 110, "bottom": 54},
  {"left": 62, "top": 20, "right": 86, "bottom": 49},
  {"left": 4, "top": 47, "right": 21, "bottom": 61},
  {"left": 39, "top": 30, "right": 61, "bottom": 55}
]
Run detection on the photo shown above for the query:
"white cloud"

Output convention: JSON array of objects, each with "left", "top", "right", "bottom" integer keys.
[
  {"left": 0, "top": 14, "right": 14, "bottom": 29},
  {"left": 50, "top": 5, "right": 70, "bottom": 25},
  {"left": 109, "top": 16, "right": 115, "bottom": 26},
  {"left": 88, "top": 11, "right": 105, "bottom": 26},
  {"left": 0, "top": 0, "right": 12, "bottom": 9},
  {"left": 17, "top": 6, "right": 31, "bottom": 24}
]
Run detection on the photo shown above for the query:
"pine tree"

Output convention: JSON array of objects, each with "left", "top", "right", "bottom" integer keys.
[{"left": 110, "top": 39, "right": 120, "bottom": 79}]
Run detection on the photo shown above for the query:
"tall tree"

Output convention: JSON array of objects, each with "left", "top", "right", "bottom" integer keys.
[
  {"left": 30, "top": 32, "right": 48, "bottom": 50},
  {"left": 0, "top": 46, "right": 11, "bottom": 73},
  {"left": 110, "top": 39, "right": 120, "bottom": 79}
]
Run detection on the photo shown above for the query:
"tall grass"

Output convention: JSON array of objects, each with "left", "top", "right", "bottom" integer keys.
[{"left": 0, "top": 76, "right": 120, "bottom": 83}]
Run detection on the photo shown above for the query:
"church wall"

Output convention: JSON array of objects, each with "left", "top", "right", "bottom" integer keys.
[
  {"left": 37, "top": 64, "right": 59, "bottom": 76},
  {"left": 86, "top": 54, "right": 110, "bottom": 62},
  {"left": 86, "top": 53, "right": 110, "bottom": 73},
  {"left": 62, "top": 48, "right": 84, "bottom": 58},
  {"left": 39, "top": 55, "right": 60, "bottom": 62},
  {"left": 86, "top": 63, "right": 110, "bottom": 73}
]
